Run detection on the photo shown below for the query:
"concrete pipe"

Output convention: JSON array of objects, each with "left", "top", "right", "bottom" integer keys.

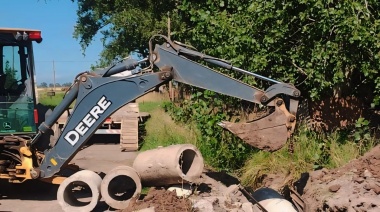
[
  {"left": 251, "top": 188, "right": 297, "bottom": 212},
  {"left": 100, "top": 166, "right": 142, "bottom": 209},
  {"left": 133, "top": 144, "right": 204, "bottom": 186},
  {"left": 57, "top": 170, "right": 102, "bottom": 212}
]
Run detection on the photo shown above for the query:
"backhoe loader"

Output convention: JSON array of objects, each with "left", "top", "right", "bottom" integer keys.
[{"left": 0, "top": 29, "right": 300, "bottom": 183}]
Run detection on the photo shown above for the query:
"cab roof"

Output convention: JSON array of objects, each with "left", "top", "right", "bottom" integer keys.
[
  {"left": 0, "top": 28, "right": 42, "bottom": 43},
  {"left": 0, "top": 28, "right": 41, "bottom": 33}
]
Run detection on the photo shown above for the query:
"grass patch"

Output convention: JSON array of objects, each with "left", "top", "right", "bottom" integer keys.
[
  {"left": 138, "top": 101, "right": 198, "bottom": 152},
  {"left": 240, "top": 124, "right": 379, "bottom": 188},
  {"left": 139, "top": 101, "right": 165, "bottom": 113},
  {"left": 141, "top": 187, "right": 150, "bottom": 195},
  {"left": 326, "top": 131, "right": 378, "bottom": 168},
  {"left": 240, "top": 125, "right": 321, "bottom": 187},
  {"left": 38, "top": 91, "right": 66, "bottom": 107}
]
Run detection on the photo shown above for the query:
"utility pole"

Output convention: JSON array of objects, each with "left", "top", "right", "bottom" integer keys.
[{"left": 53, "top": 60, "right": 56, "bottom": 91}]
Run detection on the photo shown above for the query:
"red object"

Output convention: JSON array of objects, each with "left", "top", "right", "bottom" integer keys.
[
  {"left": 34, "top": 109, "right": 39, "bottom": 124},
  {"left": 28, "top": 31, "right": 42, "bottom": 41}
]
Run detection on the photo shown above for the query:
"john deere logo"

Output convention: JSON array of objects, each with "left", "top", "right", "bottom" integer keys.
[{"left": 3, "top": 122, "right": 11, "bottom": 129}]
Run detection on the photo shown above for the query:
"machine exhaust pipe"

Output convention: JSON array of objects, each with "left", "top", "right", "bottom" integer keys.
[
  {"left": 133, "top": 144, "right": 204, "bottom": 186},
  {"left": 57, "top": 170, "right": 102, "bottom": 212},
  {"left": 100, "top": 166, "right": 142, "bottom": 210}
]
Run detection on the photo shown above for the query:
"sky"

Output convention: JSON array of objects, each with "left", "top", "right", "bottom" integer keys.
[{"left": 0, "top": 0, "right": 103, "bottom": 84}]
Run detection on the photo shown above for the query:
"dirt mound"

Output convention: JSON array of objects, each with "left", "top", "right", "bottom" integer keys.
[
  {"left": 302, "top": 144, "right": 380, "bottom": 211},
  {"left": 122, "top": 173, "right": 254, "bottom": 212},
  {"left": 122, "top": 187, "right": 192, "bottom": 212}
]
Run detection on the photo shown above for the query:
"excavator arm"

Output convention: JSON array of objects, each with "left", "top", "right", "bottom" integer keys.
[{"left": 34, "top": 36, "right": 300, "bottom": 178}]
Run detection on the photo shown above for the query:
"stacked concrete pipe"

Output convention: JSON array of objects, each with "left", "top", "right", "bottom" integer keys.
[
  {"left": 133, "top": 144, "right": 204, "bottom": 186},
  {"left": 57, "top": 144, "right": 204, "bottom": 210},
  {"left": 57, "top": 170, "right": 102, "bottom": 212},
  {"left": 100, "top": 166, "right": 142, "bottom": 210}
]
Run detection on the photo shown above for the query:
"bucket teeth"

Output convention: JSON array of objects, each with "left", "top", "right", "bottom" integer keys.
[{"left": 218, "top": 102, "right": 292, "bottom": 152}]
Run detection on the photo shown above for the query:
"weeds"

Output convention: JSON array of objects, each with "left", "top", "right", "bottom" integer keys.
[
  {"left": 138, "top": 101, "right": 198, "bottom": 151},
  {"left": 38, "top": 91, "right": 66, "bottom": 107},
  {"left": 139, "top": 95, "right": 379, "bottom": 190},
  {"left": 240, "top": 121, "right": 379, "bottom": 188}
]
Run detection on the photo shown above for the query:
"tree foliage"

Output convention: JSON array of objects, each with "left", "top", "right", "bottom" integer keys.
[
  {"left": 4, "top": 61, "right": 18, "bottom": 89},
  {"left": 39, "top": 82, "right": 48, "bottom": 88},
  {"left": 74, "top": 0, "right": 380, "bottom": 105},
  {"left": 73, "top": 0, "right": 380, "bottom": 170},
  {"left": 72, "top": 0, "right": 185, "bottom": 66},
  {"left": 62, "top": 82, "right": 73, "bottom": 87}
]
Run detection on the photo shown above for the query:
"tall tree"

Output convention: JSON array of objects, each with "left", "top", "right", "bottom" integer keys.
[
  {"left": 73, "top": 0, "right": 380, "bottom": 170},
  {"left": 62, "top": 82, "right": 72, "bottom": 87},
  {"left": 73, "top": 0, "right": 380, "bottom": 105},
  {"left": 72, "top": 0, "right": 185, "bottom": 67},
  {"left": 39, "top": 82, "right": 48, "bottom": 88}
]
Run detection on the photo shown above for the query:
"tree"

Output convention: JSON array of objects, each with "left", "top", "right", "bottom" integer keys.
[
  {"left": 49, "top": 83, "right": 54, "bottom": 88},
  {"left": 62, "top": 82, "right": 72, "bottom": 87},
  {"left": 72, "top": 0, "right": 184, "bottom": 67},
  {"left": 73, "top": 0, "right": 380, "bottom": 106},
  {"left": 4, "top": 60, "right": 18, "bottom": 89},
  {"left": 73, "top": 0, "right": 380, "bottom": 170},
  {"left": 39, "top": 82, "right": 48, "bottom": 88}
]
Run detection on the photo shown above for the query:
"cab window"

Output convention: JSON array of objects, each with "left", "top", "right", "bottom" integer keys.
[
  {"left": 2, "top": 46, "right": 22, "bottom": 90},
  {"left": 1, "top": 45, "right": 29, "bottom": 95}
]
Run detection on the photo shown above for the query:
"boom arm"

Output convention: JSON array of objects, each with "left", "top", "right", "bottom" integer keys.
[{"left": 34, "top": 38, "right": 300, "bottom": 178}]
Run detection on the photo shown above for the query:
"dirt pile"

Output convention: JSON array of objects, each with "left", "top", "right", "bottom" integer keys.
[
  {"left": 123, "top": 172, "right": 257, "bottom": 212},
  {"left": 123, "top": 187, "right": 192, "bottom": 212},
  {"left": 302, "top": 144, "right": 380, "bottom": 211}
]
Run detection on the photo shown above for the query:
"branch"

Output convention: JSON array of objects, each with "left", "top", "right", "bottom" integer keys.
[{"left": 291, "top": 61, "right": 307, "bottom": 75}]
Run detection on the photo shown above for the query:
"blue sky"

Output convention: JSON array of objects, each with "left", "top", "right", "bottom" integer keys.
[{"left": 0, "top": 0, "right": 103, "bottom": 84}]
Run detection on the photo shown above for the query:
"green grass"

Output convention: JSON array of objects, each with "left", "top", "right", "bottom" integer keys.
[
  {"left": 138, "top": 101, "right": 198, "bottom": 152},
  {"left": 139, "top": 101, "right": 166, "bottom": 113},
  {"left": 38, "top": 89, "right": 378, "bottom": 190},
  {"left": 240, "top": 123, "right": 379, "bottom": 188},
  {"left": 38, "top": 90, "right": 66, "bottom": 107}
]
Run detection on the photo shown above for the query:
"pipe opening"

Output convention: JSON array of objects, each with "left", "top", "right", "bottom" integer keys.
[
  {"left": 108, "top": 175, "right": 137, "bottom": 201},
  {"left": 63, "top": 181, "right": 93, "bottom": 207},
  {"left": 179, "top": 149, "right": 199, "bottom": 175},
  {"left": 133, "top": 144, "right": 204, "bottom": 186}
]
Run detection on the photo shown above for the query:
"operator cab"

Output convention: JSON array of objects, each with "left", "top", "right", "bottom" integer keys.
[{"left": 0, "top": 28, "right": 42, "bottom": 134}]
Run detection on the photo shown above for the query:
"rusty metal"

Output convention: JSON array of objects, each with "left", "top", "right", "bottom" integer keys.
[
  {"left": 219, "top": 98, "right": 297, "bottom": 152},
  {"left": 158, "top": 70, "right": 172, "bottom": 80},
  {"left": 289, "top": 187, "right": 307, "bottom": 212},
  {"left": 238, "top": 185, "right": 269, "bottom": 212}
]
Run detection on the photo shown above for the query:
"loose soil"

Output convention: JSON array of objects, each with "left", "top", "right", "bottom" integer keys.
[
  {"left": 123, "top": 187, "right": 192, "bottom": 212},
  {"left": 123, "top": 172, "right": 250, "bottom": 212},
  {"left": 125, "top": 144, "right": 380, "bottom": 212},
  {"left": 301, "top": 144, "right": 380, "bottom": 211},
  {"left": 259, "top": 145, "right": 380, "bottom": 211},
  {"left": 131, "top": 93, "right": 380, "bottom": 211}
]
